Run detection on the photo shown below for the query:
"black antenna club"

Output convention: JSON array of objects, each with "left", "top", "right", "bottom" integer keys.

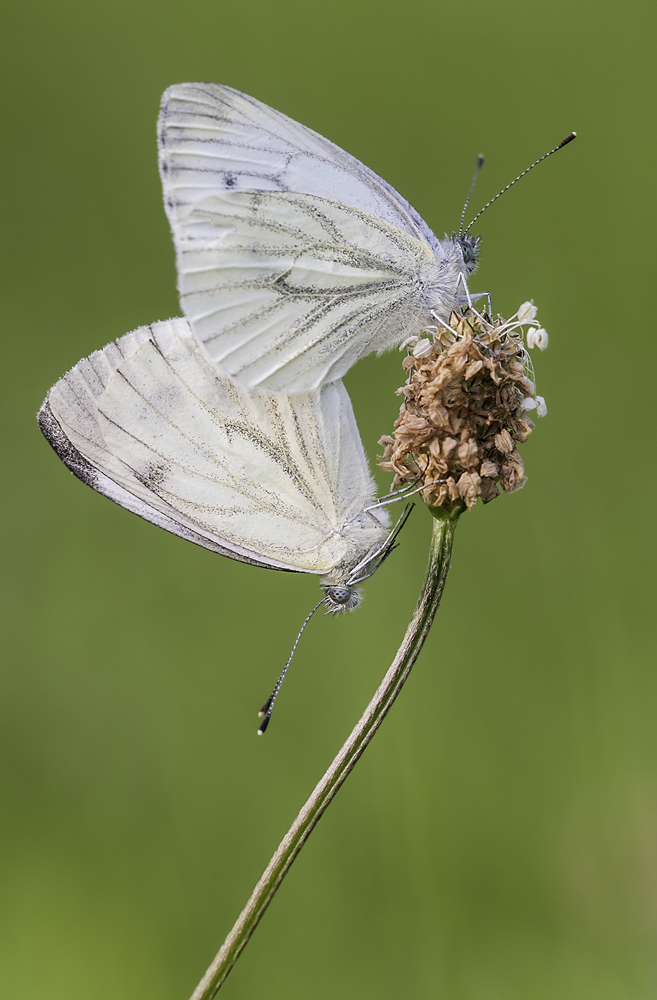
[
  {"left": 463, "top": 131, "right": 577, "bottom": 235},
  {"left": 257, "top": 598, "right": 325, "bottom": 734}
]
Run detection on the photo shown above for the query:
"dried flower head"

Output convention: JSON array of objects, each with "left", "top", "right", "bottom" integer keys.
[{"left": 378, "top": 306, "right": 549, "bottom": 510}]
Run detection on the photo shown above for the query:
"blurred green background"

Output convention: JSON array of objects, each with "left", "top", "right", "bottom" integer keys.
[{"left": 1, "top": 0, "right": 656, "bottom": 997}]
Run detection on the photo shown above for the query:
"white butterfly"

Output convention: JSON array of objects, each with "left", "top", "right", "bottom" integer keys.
[
  {"left": 39, "top": 85, "right": 575, "bottom": 729},
  {"left": 41, "top": 83, "right": 476, "bottom": 617},
  {"left": 157, "top": 82, "right": 480, "bottom": 394},
  {"left": 38, "top": 317, "right": 400, "bottom": 614}
]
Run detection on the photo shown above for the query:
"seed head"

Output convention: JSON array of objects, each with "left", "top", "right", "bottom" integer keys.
[{"left": 379, "top": 306, "right": 549, "bottom": 511}]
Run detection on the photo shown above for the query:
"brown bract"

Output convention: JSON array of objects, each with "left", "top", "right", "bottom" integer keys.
[{"left": 378, "top": 310, "right": 538, "bottom": 510}]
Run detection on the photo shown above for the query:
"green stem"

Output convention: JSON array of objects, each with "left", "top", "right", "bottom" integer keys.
[{"left": 188, "top": 506, "right": 461, "bottom": 1000}]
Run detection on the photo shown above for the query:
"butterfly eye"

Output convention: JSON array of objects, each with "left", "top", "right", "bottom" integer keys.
[
  {"left": 321, "top": 586, "right": 363, "bottom": 615},
  {"left": 327, "top": 587, "right": 353, "bottom": 604},
  {"left": 454, "top": 234, "right": 480, "bottom": 271}
]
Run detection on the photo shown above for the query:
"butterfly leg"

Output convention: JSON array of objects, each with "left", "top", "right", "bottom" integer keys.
[
  {"left": 346, "top": 504, "right": 414, "bottom": 586},
  {"left": 364, "top": 455, "right": 444, "bottom": 515},
  {"left": 456, "top": 271, "right": 492, "bottom": 317},
  {"left": 461, "top": 291, "right": 493, "bottom": 317},
  {"left": 365, "top": 479, "right": 449, "bottom": 512}
]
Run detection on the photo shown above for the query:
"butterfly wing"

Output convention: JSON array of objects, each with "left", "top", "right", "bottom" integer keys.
[
  {"left": 158, "top": 84, "right": 457, "bottom": 393},
  {"left": 165, "top": 187, "right": 445, "bottom": 393},
  {"left": 39, "top": 318, "right": 388, "bottom": 575},
  {"left": 159, "top": 82, "right": 442, "bottom": 250}
]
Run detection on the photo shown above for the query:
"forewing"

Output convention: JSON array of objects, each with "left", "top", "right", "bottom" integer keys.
[
  {"left": 39, "top": 318, "right": 387, "bottom": 574},
  {"left": 158, "top": 82, "right": 441, "bottom": 251},
  {"left": 158, "top": 84, "right": 449, "bottom": 393}
]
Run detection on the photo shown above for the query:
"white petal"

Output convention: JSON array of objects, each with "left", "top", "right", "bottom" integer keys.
[{"left": 535, "top": 396, "right": 548, "bottom": 417}]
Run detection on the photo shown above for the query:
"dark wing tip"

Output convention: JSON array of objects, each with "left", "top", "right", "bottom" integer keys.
[{"left": 37, "top": 399, "right": 99, "bottom": 489}]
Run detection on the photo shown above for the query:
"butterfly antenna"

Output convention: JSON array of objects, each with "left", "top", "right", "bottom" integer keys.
[
  {"left": 463, "top": 132, "right": 577, "bottom": 235},
  {"left": 458, "top": 154, "right": 485, "bottom": 237},
  {"left": 257, "top": 598, "right": 325, "bottom": 735}
]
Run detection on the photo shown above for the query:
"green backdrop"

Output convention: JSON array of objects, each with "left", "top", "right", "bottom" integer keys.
[{"left": 2, "top": 1, "right": 656, "bottom": 997}]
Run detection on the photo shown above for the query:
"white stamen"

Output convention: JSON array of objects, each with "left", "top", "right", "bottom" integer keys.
[
  {"left": 535, "top": 396, "right": 548, "bottom": 417},
  {"left": 527, "top": 327, "right": 548, "bottom": 350},
  {"left": 518, "top": 397, "right": 538, "bottom": 413},
  {"left": 517, "top": 301, "right": 537, "bottom": 323}
]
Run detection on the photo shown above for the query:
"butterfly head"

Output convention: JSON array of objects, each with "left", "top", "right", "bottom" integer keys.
[
  {"left": 322, "top": 585, "right": 363, "bottom": 615},
  {"left": 452, "top": 232, "right": 481, "bottom": 276}
]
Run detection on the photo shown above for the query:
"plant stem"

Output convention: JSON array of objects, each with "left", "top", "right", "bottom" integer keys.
[{"left": 188, "top": 505, "right": 461, "bottom": 1000}]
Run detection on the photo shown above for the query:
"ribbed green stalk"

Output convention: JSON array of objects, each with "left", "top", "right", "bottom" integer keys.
[{"left": 189, "top": 505, "right": 461, "bottom": 999}]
